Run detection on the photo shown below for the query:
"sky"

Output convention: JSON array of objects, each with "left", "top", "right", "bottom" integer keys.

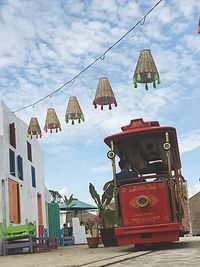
[{"left": 0, "top": 0, "right": 200, "bottom": 204}]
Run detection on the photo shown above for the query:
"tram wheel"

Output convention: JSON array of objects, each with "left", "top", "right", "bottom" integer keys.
[{"left": 152, "top": 241, "right": 173, "bottom": 249}]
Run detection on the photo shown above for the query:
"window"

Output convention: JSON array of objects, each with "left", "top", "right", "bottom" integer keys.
[
  {"left": 31, "top": 166, "right": 36, "bottom": 188},
  {"left": 9, "top": 149, "right": 15, "bottom": 176},
  {"left": 10, "top": 123, "right": 16, "bottom": 148},
  {"left": 17, "top": 155, "right": 23, "bottom": 180},
  {"left": 27, "top": 141, "right": 32, "bottom": 162},
  {"left": 8, "top": 179, "right": 21, "bottom": 224}
]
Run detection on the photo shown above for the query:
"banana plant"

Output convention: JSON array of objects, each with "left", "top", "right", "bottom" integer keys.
[
  {"left": 63, "top": 194, "right": 77, "bottom": 226},
  {"left": 89, "top": 183, "right": 116, "bottom": 228}
]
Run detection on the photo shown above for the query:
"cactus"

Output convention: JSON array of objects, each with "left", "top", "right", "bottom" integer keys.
[{"left": 89, "top": 183, "right": 116, "bottom": 227}]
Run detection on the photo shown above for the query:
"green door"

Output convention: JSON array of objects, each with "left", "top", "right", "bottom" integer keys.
[{"left": 48, "top": 203, "right": 61, "bottom": 243}]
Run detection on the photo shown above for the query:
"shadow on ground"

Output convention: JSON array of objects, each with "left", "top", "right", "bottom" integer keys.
[{"left": 115, "top": 237, "right": 200, "bottom": 253}]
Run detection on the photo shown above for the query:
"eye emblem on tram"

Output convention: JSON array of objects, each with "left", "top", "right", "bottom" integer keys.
[
  {"left": 163, "top": 142, "right": 171, "bottom": 150},
  {"left": 137, "top": 195, "right": 149, "bottom": 207},
  {"left": 107, "top": 150, "right": 116, "bottom": 159}
]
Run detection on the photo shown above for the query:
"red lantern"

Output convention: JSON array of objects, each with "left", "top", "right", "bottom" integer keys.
[
  {"left": 93, "top": 77, "right": 117, "bottom": 110},
  {"left": 27, "top": 117, "right": 42, "bottom": 139},
  {"left": 44, "top": 108, "right": 61, "bottom": 133}
]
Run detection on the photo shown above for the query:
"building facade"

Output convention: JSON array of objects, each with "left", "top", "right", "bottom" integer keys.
[
  {"left": 189, "top": 191, "right": 200, "bottom": 235},
  {"left": 0, "top": 100, "right": 50, "bottom": 254}
]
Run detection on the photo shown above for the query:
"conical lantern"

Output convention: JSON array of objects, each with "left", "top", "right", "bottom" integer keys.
[
  {"left": 133, "top": 49, "right": 161, "bottom": 90},
  {"left": 44, "top": 108, "right": 61, "bottom": 133},
  {"left": 27, "top": 117, "right": 42, "bottom": 139},
  {"left": 93, "top": 77, "right": 117, "bottom": 110},
  {"left": 198, "top": 17, "right": 200, "bottom": 33},
  {"left": 65, "top": 96, "right": 84, "bottom": 125}
]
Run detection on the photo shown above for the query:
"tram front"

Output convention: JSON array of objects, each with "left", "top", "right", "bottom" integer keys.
[{"left": 104, "top": 118, "right": 190, "bottom": 246}]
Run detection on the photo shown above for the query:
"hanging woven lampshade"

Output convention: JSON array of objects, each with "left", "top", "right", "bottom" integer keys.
[
  {"left": 44, "top": 108, "right": 61, "bottom": 133},
  {"left": 93, "top": 77, "right": 117, "bottom": 110},
  {"left": 27, "top": 117, "right": 42, "bottom": 139},
  {"left": 198, "top": 17, "right": 200, "bottom": 33},
  {"left": 65, "top": 96, "right": 84, "bottom": 125},
  {"left": 133, "top": 49, "right": 160, "bottom": 91}
]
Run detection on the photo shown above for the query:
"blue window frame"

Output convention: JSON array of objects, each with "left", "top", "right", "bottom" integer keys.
[
  {"left": 31, "top": 166, "right": 36, "bottom": 188},
  {"left": 27, "top": 141, "right": 32, "bottom": 162},
  {"left": 10, "top": 123, "right": 16, "bottom": 148},
  {"left": 17, "top": 155, "right": 23, "bottom": 180},
  {"left": 9, "top": 149, "right": 15, "bottom": 176},
  {"left": 10, "top": 122, "right": 16, "bottom": 148}
]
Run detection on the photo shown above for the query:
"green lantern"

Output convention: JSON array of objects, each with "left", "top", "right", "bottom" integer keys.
[
  {"left": 133, "top": 49, "right": 161, "bottom": 91},
  {"left": 65, "top": 96, "right": 85, "bottom": 125}
]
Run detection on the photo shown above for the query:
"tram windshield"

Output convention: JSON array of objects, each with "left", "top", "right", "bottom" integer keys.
[{"left": 104, "top": 118, "right": 181, "bottom": 176}]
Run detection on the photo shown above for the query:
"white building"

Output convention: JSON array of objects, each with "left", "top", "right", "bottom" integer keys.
[{"left": 0, "top": 100, "right": 51, "bottom": 254}]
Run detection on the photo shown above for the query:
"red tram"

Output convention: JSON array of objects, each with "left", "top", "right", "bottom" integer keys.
[{"left": 104, "top": 118, "right": 190, "bottom": 246}]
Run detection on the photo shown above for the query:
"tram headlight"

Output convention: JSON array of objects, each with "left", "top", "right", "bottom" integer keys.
[
  {"left": 163, "top": 142, "right": 171, "bottom": 150},
  {"left": 137, "top": 195, "right": 149, "bottom": 207},
  {"left": 107, "top": 150, "right": 116, "bottom": 159}
]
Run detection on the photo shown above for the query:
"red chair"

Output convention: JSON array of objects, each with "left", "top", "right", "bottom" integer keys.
[
  {"left": 49, "top": 236, "right": 57, "bottom": 249},
  {"left": 38, "top": 225, "right": 57, "bottom": 249}
]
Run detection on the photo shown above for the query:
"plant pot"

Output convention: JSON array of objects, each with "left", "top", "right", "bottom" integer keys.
[
  {"left": 86, "top": 237, "right": 99, "bottom": 248},
  {"left": 100, "top": 228, "right": 118, "bottom": 247}
]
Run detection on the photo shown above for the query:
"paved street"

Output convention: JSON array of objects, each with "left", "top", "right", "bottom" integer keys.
[
  {"left": 111, "top": 236, "right": 200, "bottom": 267},
  {"left": 0, "top": 236, "right": 199, "bottom": 267}
]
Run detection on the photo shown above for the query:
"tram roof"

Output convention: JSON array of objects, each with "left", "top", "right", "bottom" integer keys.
[{"left": 104, "top": 118, "right": 181, "bottom": 174}]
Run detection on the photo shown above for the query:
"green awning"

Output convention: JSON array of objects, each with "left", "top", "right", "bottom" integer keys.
[{"left": 59, "top": 199, "right": 97, "bottom": 210}]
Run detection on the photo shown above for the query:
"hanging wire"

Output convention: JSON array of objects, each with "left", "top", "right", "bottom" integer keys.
[
  {"left": 13, "top": 0, "right": 163, "bottom": 113},
  {"left": 32, "top": 104, "right": 35, "bottom": 116},
  {"left": 49, "top": 94, "right": 53, "bottom": 108},
  {"left": 140, "top": 17, "right": 146, "bottom": 49},
  {"left": 71, "top": 79, "right": 75, "bottom": 96},
  {"left": 101, "top": 54, "right": 105, "bottom": 76},
  {"left": 142, "top": 23, "right": 146, "bottom": 49}
]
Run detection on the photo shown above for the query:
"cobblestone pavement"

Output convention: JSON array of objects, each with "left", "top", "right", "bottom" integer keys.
[
  {"left": 0, "top": 236, "right": 199, "bottom": 267},
  {"left": 111, "top": 237, "right": 200, "bottom": 267}
]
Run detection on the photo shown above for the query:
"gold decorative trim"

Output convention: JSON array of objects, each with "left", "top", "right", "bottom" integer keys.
[
  {"left": 130, "top": 195, "right": 159, "bottom": 208},
  {"left": 121, "top": 187, "right": 127, "bottom": 194}
]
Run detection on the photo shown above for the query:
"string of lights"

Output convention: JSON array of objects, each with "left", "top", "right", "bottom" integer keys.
[{"left": 13, "top": 0, "right": 163, "bottom": 113}]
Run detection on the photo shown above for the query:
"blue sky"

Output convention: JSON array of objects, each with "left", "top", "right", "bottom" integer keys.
[{"left": 0, "top": 0, "right": 200, "bottom": 203}]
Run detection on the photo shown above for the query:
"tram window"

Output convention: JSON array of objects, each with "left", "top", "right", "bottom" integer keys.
[{"left": 146, "top": 143, "right": 154, "bottom": 150}]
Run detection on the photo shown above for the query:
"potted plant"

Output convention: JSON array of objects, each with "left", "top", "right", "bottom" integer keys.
[
  {"left": 85, "top": 219, "right": 99, "bottom": 248},
  {"left": 86, "top": 217, "right": 103, "bottom": 245},
  {"left": 94, "top": 217, "right": 103, "bottom": 244},
  {"left": 89, "top": 183, "right": 117, "bottom": 247}
]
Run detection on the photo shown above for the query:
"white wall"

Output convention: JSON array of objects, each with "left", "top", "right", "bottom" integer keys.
[{"left": 0, "top": 100, "right": 50, "bottom": 254}]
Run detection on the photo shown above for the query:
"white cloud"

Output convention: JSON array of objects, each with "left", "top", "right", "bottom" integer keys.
[
  {"left": 59, "top": 186, "right": 67, "bottom": 196},
  {"left": 182, "top": 35, "right": 200, "bottom": 53},
  {"left": 179, "top": 130, "right": 200, "bottom": 154},
  {"left": 0, "top": 0, "right": 197, "bottom": 135},
  {"left": 188, "top": 183, "right": 200, "bottom": 198},
  {"left": 85, "top": 139, "right": 93, "bottom": 146},
  {"left": 170, "top": 22, "right": 189, "bottom": 35},
  {"left": 175, "top": 0, "right": 200, "bottom": 18}
]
